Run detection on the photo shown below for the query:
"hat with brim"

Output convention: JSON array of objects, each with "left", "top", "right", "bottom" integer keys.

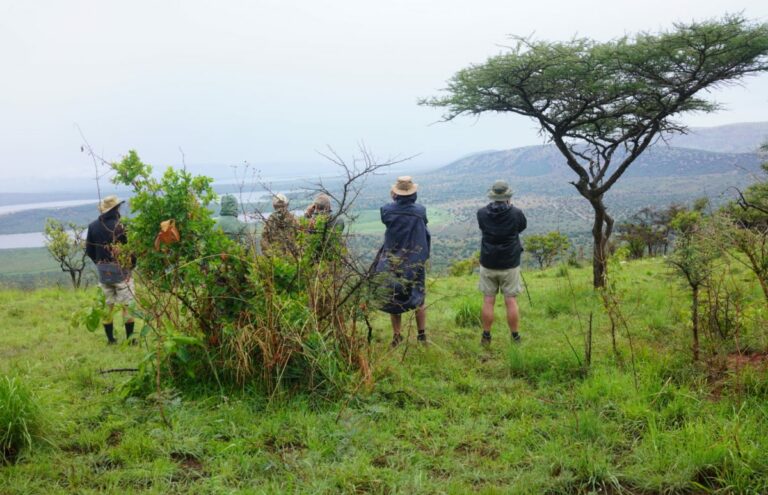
[
  {"left": 313, "top": 193, "right": 332, "bottom": 211},
  {"left": 391, "top": 176, "right": 418, "bottom": 196},
  {"left": 99, "top": 195, "right": 125, "bottom": 213},
  {"left": 272, "top": 193, "right": 289, "bottom": 209},
  {"left": 488, "top": 180, "right": 513, "bottom": 201}
]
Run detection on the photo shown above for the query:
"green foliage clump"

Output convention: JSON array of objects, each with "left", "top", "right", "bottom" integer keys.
[
  {"left": 0, "top": 376, "right": 43, "bottom": 463},
  {"left": 526, "top": 231, "right": 571, "bottom": 269},
  {"left": 100, "top": 150, "right": 373, "bottom": 397},
  {"left": 448, "top": 252, "right": 479, "bottom": 277},
  {"left": 453, "top": 298, "right": 481, "bottom": 328}
]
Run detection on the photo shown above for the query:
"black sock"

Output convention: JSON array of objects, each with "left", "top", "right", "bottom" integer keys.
[
  {"left": 104, "top": 323, "right": 116, "bottom": 342},
  {"left": 125, "top": 321, "right": 135, "bottom": 339}
]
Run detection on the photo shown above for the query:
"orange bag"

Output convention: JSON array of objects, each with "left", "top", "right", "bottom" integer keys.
[{"left": 154, "top": 219, "right": 180, "bottom": 250}]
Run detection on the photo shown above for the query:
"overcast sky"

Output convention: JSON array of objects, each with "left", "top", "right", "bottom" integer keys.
[{"left": 1, "top": 0, "right": 767, "bottom": 190}]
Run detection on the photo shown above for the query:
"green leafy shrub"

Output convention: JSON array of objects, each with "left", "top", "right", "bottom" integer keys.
[
  {"left": 92, "top": 150, "right": 374, "bottom": 397},
  {"left": 453, "top": 299, "right": 481, "bottom": 328},
  {"left": 448, "top": 252, "right": 479, "bottom": 277},
  {"left": 0, "top": 376, "right": 43, "bottom": 462},
  {"left": 526, "top": 232, "right": 572, "bottom": 269}
]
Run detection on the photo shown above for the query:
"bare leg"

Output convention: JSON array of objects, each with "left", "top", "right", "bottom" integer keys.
[
  {"left": 504, "top": 296, "right": 519, "bottom": 334},
  {"left": 122, "top": 307, "right": 134, "bottom": 324},
  {"left": 481, "top": 295, "right": 496, "bottom": 333},
  {"left": 390, "top": 313, "right": 402, "bottom": 337},
  {"left": 415, "top": 305, "right": 426, "bottom": 332},
  {"left": 104, "top": 304, "right": 115, "bottom": 324}
]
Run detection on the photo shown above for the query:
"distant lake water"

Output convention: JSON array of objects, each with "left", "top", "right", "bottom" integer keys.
[
  {"left": 0, "top": 199, "right": 97, "bottom": 249},
  {"left": 0, "top": 199, "right": 97, "bottom": 216},
  {"left": 0, "top": 232, "right": 46, "bottom": 249}
]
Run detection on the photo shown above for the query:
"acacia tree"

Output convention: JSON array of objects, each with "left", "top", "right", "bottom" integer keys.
[
  {"left": 422, "top": 15, "right": 768, "bottom": 287},
  {"left": 668, "top": 211, "right": 718, "bottom": 361},
  {"left": 43, "top": 219, "right": 88, "bottom": 288}
]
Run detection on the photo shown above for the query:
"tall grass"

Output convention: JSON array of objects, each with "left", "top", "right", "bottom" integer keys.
[
  {"left": 0, "top": 376, "right": 42, "bottom": 462},
  {"left": 453, "top": 298, "right": 481, "bottom": 328}
]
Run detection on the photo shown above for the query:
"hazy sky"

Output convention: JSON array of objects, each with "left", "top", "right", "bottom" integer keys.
[{"left": 2, "top": 0, "right": 768, "bottom": 190}]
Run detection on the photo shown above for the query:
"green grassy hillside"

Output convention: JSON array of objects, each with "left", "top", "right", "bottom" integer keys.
[{"left": 2, "top": 259, "right": 768, "bottom": 493}]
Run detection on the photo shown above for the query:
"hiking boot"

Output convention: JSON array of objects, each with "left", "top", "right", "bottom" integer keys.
[
  {"left": 511, "top": 332, "right": 521, "bottom": 343},
  {"left": 104, "top": 323, "right": 117, "bottom": 345},
  {"left": 417, "top": 330, "right": 427, "bottom": 344},
  {"left": 390, "top": 333, "right": 403, "bottom": 348},
  {"left": 481, "top": 331, "right": 492, "bottom": 346},
  {"left": 125, "top": 321, "right": 135, "bottom": 340}
]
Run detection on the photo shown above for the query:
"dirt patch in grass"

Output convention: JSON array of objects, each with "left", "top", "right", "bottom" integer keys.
[
  {"left": 707, "top": 350, "right": 768, "bottom": 400},
  {"left": 171, "top": 451, "right": 204, "bottom": 471},
  {"left": 106, "top": 429, "right": 123, "bottom": 446},
  {"left": 725, "top": 350, "right": 768, "bottom": 371},
  {"left": 1, "top": 445, "right": 19, "bottom": 464},
  {"left": 170, "top": 451, "right": 207, "bottom": 482},
  {"left": 454, "top": 441, "right": 500, "bottom": 460}
]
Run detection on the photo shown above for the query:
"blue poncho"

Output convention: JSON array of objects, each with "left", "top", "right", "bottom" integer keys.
[{"left": 375, "top": 194, "right": 431, "bottom": 314}]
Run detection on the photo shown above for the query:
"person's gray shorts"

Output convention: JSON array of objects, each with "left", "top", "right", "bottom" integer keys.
[
  {"left": 478, "top": 265, "right": 522, "bottom": 297},
  {"left": 99, "top": 278, "right": 135, "bottom": 306}
]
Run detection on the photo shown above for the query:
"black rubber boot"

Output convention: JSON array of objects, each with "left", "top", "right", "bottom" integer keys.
[
  {"left": 104, "top": 323, "right": 117, "bottom": 344},
  {"left": 125, "top": 321, "right": 136, "bottom": 344}
]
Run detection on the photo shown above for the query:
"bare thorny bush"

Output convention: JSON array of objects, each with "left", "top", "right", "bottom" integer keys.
[{"left": 83, "top": 145, "right": 408, "bottom": 401}]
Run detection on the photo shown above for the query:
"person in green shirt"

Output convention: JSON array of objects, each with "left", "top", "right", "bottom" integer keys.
[{"left": 214, "top": 195, "right": 248, "bottom": 243}]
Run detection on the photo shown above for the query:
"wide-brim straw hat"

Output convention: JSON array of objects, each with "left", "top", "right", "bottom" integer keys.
[
  {"left": 99, "top": 195, "right": 124, "bottom": 213},
  {"left": 488, "top": 180, "right": 513, "bottom": 201},
  {"left": 391, "top": 176, "right": 418, "bottom": 196}
]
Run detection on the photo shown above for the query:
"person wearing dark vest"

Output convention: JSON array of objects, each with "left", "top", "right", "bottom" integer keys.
[
  {"left": 477, "top": 180, "right": 527, "bottom": 345},
  {"left": 85, "top": 195, "right": 136, "bottom": 344},
  {"left": 375, "top": 176, "right": 431, "bottom": 347}
]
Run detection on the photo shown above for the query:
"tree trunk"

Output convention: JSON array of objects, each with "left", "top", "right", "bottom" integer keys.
[
  {"left": 758, "top": 276, "right": 768, "bottom": 305},
  {"left": 692, "top": 284, "right": 700, "bottom": 361},
  {"left": 589, "top": 196, "right": 613, "bottom": 288}
]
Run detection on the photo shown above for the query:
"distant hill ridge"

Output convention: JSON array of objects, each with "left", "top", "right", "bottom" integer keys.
[
  {"left": 436, "top": 122, "right": 767, "bottom": 179},
  {"left": 667, "top": 121, "right": 768, "bottom": 154}
]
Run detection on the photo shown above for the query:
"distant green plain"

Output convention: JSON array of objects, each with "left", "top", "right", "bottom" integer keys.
[{"left": 348, "top": 207, "right": 454, "bottom": 235}]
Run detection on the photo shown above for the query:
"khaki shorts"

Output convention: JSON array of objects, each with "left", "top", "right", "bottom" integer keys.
[
  {"left": 478, "top": 266, "right": 522, "bottom": 297},
  {"left": 99, "top": 278, "right": 135, "bottom": 306}
]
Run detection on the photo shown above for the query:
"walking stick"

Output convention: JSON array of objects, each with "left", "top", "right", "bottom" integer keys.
[{"left": 520, "top": 269, "right": 533, "bottom": 307}]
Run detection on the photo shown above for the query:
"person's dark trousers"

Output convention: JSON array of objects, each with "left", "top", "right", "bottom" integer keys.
[
  {"left": 125, "top": 321, "right": 135, "bottom": 340},
  {"left": 104, "top": 323, "right": 117, "bottom": 344}
]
